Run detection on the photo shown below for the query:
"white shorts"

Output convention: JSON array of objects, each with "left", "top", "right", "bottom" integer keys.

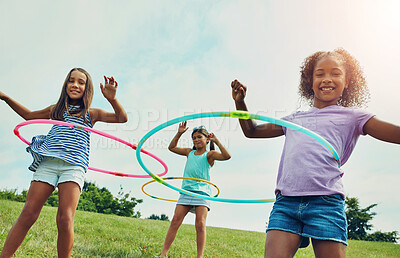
[{"left": 32, "top": 156, "right": 85, "bottom": 191}]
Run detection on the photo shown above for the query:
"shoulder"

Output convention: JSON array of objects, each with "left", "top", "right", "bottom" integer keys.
[
  {"left": 89, "top": 108, "right": 103, "bottom": 117},
  {"left": 184, "top": 149, "right": 195, "bottom": 157},
  {"left": 206, "top": 150, "right": 218, "bottom": 159},
  {"left": 41, "top": 104, "right": 55, "bottom": 118},
  {"left": 89, "top": 108, "right": 106, "bottom": 124},
  {"left": 41, "top": 104, "right": 55, "bottom": 113},
  {"left": 329, "top": 106, "right": 374, "bottom": 122}
]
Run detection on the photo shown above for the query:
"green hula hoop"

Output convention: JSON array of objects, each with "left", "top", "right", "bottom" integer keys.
[{"left": 136, "top": 111, "right": 340, "bottom": 204}]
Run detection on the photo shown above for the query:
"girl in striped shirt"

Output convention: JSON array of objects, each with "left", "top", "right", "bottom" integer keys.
[{"left": 0, "top": 68, "right": 127, "bottom": 257}]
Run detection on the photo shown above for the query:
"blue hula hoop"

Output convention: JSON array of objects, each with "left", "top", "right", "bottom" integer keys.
[{"left": 135, "top": 110, "right": 340, "bottom": 204}]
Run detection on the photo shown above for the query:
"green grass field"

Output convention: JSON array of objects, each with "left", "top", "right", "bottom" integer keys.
[{"left": 1, "top": 199, "right": 399, "bottom": 257}]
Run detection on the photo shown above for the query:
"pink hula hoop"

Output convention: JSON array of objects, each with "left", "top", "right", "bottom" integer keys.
[{"left": 13, "top": 119, "right": 168, "bottom": 178}]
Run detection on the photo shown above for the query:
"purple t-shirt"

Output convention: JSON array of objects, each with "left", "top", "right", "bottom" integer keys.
[{"left": 276, "top": 105, "right": 374, "bottom": 198}]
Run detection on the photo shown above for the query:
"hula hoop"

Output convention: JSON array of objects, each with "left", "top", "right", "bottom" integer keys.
[
  {"left": 136, "top": 111, "right": 340, "bottom": 204},
  {"left": 13, "top": 119, "right": 168, "bottom": 178},
  {"left": 142, "top": 176, "right": 220, "bottom": 202}
]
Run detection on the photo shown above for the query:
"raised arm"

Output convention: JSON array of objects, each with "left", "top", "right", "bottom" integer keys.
[
  {"left": 363, "top": 116, "right": 400, "bottom": 144},
  {"left": 90, "top": 76, "right": 128, "bottom": 125},
  {"left": 207, "top": 133, "right": 231, "bottom": 166},
  {"left": 0, "top": 90, "right": 52, "bottom": 120},
  {"left": 168, "top": 121, "right": 192, "bottom": 156},
  {"left": 231, "top": 80, "right": 284, "bottom": 138}
]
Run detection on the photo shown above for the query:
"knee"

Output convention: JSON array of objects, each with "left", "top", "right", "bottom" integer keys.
[
  {"left": 195, "top": 219, "right": 206, "bottom": 232},
  {"left": 19, "top": 206, "right": 41, "bottom": 226},
  {"left": 170, "top": 216, "right": 184, "bottom": 229},
  {"left": 56, "top": 212, "right": 74, "bottom": 230}
]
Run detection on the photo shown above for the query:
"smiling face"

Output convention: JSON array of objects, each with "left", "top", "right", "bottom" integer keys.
[
  {"left": 192, "top": 132, "right": 209, "bottom": 150},
  {"left": 312, "top": 55, "right": 348, "bottom": 108},
  {"left": 66, "top": 70, "right": 87, "bottom": 105}
]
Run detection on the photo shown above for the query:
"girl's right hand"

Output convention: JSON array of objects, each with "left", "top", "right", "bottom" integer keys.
[
  {"left": 231, "top": 79, "right": 247, "bottom": 102},
  {"left": 178, "top": 121, "right": 188, "bottom": 134}
]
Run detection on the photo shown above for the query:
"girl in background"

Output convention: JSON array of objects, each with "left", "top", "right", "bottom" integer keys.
[
  {"left": 0, "top": 68, "right": 128, "bottom": 258},
  {"left": 160, "top": 122, "right": 231, "bottom": 258}
]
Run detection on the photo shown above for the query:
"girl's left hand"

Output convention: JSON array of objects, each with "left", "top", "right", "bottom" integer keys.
[{"left": 100, "top": 76, "right": 118, "bottom": 101}]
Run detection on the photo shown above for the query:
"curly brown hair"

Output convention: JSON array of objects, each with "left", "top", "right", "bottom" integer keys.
[{"left": 299, "top": 48, "right": 370, "bottom": 107}]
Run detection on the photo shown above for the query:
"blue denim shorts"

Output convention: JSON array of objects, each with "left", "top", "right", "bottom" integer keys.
[
  {"left": 177, "top": 191, "right": 211, "bottom": 213},
  {"left": 266, "top": 193, "right": 348, "bottom": 248},
  {"left": 32, "top": 156, "right": 85, "bottom": 191}
]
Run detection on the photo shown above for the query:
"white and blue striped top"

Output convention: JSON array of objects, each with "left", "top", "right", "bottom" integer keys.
[{"left": 26, "top": 105, "right": 93, "bottom": 172}]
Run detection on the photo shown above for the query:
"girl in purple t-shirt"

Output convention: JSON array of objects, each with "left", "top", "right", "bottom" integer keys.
[{"left": 231, "top": 48, "right": 400, "bottom": 257}]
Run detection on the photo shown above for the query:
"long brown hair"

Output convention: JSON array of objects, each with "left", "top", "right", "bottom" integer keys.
[
  {"left": 50, "top": 68, "right": 94, "bottom": 121},
  {"left": 299, "top": 48, "right": 370, "bottom": 107}
]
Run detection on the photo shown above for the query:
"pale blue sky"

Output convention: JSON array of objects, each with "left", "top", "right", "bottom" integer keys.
[{"left": 1, "top": 0, "right": 399, "bottom": 236}]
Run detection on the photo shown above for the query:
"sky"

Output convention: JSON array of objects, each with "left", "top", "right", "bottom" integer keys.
[{"left": 0, "top": 0, "right": 399, "bottom": 238}]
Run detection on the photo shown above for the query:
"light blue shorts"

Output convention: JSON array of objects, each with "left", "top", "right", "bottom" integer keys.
[
  {"left": 32, "top": 156, "right": 85, "bottom": 191},
  {"left": 177, "top": 191, "right": 210, "bottom": 213},
  {"left": 266, "top": 192, "right": 348, "bottom": 248}
]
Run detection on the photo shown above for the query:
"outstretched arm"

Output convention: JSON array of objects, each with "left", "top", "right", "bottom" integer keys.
[
  {"left": 0, "top": 90, "right": 52, "bottom": 120},
  {"left": 168, "top": 121, "right": 192, "bottom": 156},
  {"left": 90, "top": 76, "right": 128, "bottom": 124},
  {"left": 363, "top": 116, "right": 400, "bottom": 144},
  {"left": 207, "top": 133, "right": 231, "bottom": 166},
  {"left": 231, "top": 80, "right": 284, "bottom": 138}
]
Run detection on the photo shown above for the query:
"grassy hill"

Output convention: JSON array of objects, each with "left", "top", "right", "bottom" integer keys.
[{"left": 1, "top": 199, "right": 399, "bottom": 257}]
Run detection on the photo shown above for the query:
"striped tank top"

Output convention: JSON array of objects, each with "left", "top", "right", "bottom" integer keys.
[{"left": 27, "top": 105, "right": 93, "bottom": 172}]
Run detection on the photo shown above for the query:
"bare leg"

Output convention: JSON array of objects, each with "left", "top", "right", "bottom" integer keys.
[
  {"left": 264, "top": 230, "right": 302, "bottom": 258},
  {"left": 312, "top": 239, "right": 346, "bottom": 258},
  {"left": 56, "top": 182, "right": 81, "bottom": 258},
  {"left": 0, "top": 181, "right": 54, "bottom": 258},
  {"left": 160, "top": 205, "right": 191, "bottom": 257},
  {"left": 194, "top": 206, "right": 208, "bottom": 258}
]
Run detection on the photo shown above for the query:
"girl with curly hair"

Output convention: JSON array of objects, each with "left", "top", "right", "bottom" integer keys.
[{"left": 231, "top": 48, "right": 400, "bottom": 257}]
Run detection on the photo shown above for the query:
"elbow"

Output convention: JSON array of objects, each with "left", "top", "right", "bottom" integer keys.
[
  {"left": 224, "top": 153, "right": 232, "bottom": 160},
  {"left": 23, "top": 114, "right": 34, "bottom": 121},
  {"left": 242, "top": 127, "right": 256, "bottom": 138},
  {"left": 118, "top": 114, "right": 128, "bottom": 123},
  {"left": 243, "top": 132, "right": 255, "bottom": 138}
]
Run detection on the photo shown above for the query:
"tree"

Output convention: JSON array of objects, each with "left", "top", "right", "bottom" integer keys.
[
  {"left": 366, "top": 231, "right": 398, "bottom": 243},
  {"left": 345, "top": 197, "right": 377, "bottom": 240},
  {"left": 77, "top": 182, "right": 143, "bottom": 218},
  {"left": 147, "top": 214, "right": 169, "bottom": 221},
  {"left": 345, "top": 197, "right": 398, "bottom": 243}
]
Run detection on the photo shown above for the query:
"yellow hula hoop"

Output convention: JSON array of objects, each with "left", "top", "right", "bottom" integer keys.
[{"left": 141, "top": 176, "right": 220, "bottom": 202}]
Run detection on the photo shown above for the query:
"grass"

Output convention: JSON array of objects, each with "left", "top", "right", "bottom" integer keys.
[{"left": 1, "top": 199, "right": 399, "bottom": 257}]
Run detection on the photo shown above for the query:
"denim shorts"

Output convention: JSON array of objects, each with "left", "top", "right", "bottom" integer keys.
[
  {"left": 266, "top": 192, "right": 348, "bottom": 248},
  {"left": 177, "top": 191, "right": 211, "bottom": 213},
  {"left": 32, "top": 156, "right": 85, "bottom": 191}
]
